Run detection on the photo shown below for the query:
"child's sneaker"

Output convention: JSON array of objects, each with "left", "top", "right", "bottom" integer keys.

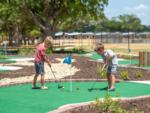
[
  {"left": 108, "top": 87, "right": 115, "bottom": 91},
  {"left": 32, "top": 86, "right": 40, "bottom": 89},
  {"left": 41, "top": 86, "right": 48, "bottom": 90},
  {"left": 101, "top": 86, "right": 109, "bottom": 90}
]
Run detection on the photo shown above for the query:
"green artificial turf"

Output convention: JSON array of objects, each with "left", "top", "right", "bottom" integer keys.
[
  {"left": 0, "top": 55, "right": 27, "bottom": 63},
  {"left": 144, "top": 66, "right": 150, "bottom": 69},
  {"left": 6, "top": 55, "right": 22, "bottom": 59},
  {"left": 0, "top": 59, "right": 16, "bottom": 63},
  {"left": 0, "top": 81, "right": 150, "bottom": 113},
  {"left": 118, "top": 59, "right": 139, "bottom": 65},
  {"left": 0, "top": 70, "right": 7, "bottom": 73},
  {"left": 90, "top": 52, "right": 102, "bottom": 60},
  {"left": 88, "top": 52, "right": 139, "bottom": 65}
]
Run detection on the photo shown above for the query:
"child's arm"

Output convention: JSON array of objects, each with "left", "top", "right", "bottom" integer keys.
[
  {"left": 41, "top": 49, "right": 51, "bottom": 67},
  {"left": 102, "top": 60, "right": 108, "bottom": 71},
  {"left": 44, "top": 55, "right": 51, "bottom": 67}
]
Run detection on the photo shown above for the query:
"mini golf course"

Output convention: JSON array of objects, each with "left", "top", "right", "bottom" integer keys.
[{"left": 0, "top": 81, "right": 150, "bottom": 113}]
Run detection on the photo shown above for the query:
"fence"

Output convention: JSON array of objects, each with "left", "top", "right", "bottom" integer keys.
[
  {"left": 53, "top": 35, "right": 96, "bottom": 50},
  {"left": 139, "top": 52, "right": 150, "bottom": 66}
]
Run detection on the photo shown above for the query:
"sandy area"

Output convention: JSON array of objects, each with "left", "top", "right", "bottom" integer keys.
[{"left": 0, "top": 58, "right": 80, "bottom": 86}]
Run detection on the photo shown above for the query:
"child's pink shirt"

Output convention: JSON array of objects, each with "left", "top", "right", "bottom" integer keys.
[{"left": 34, "top": 43, "right": 46, "bottom": 63}]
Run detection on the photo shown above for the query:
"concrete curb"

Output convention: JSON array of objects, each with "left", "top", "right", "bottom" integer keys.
[{"left": 47, "top": 95, "right": 150, "bottom": 113}]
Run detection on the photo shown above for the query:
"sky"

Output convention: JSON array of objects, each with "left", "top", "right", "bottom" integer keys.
[{"left": 104, "top": 0, "right": 150, "bottom": 25}]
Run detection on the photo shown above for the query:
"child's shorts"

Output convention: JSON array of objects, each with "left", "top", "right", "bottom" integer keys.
[
  {"left": 107, "top": 65, "right": 118, "bottom": 75},
  {"left": 34, "top": 62, "right": 45, "bottom": 75}
]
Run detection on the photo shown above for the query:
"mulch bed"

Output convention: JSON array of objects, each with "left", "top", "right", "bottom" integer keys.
[
  {"left": 120, "top": 97, "right": 150, "bottom": 113},
  {"left": 0, "top": 65, "right": 34, "bottom": 80},
  {"left": 65, "top": 97, "right": 150, "bottom": 113},
  {"left": 71, "top": 55, "right": 98, "bottom": 79},
  {"left": 119, "top": 67, "right": 150, "bottom": 80}
]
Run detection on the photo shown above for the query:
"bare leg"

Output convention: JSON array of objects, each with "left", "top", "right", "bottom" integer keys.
[
  {"left": 41, "top": 74, "right": 48, "bottom": 90},
  {"left": 33, "top": 75, "right": 38, "bottom": 87},
  {"left": 41, "top": 74, "right": 45, "bottom": 87},
  {"left": 110, "top": 74, "right": 116, "bottom": 89},
  {"left": 107, "top": 74, "right": 111, "bottom": 88}
]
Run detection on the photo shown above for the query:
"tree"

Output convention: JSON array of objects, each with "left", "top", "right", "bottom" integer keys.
[
  {"left": 0, "top": 0, "right": 20, "bottom": 46},
  {"left": 118, "top": 14, "right": 144, "bottom": 32},
  {"left": 143, "top": 25, "right": 150, "bottom": 32},
  {"left": 16, "top": 0, "right": 108, "bottom": 37}
]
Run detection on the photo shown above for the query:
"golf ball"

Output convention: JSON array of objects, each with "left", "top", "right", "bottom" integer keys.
[
  {"left": 76, "top": 87, "right": 79, "bottom": 90},
  {"left": 60, "top": 87, "right": 64, "bottom": 90}
]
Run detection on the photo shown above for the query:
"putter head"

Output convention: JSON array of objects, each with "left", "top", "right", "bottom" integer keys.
[
  {"left": 58, "top": 85, "right": 64, "bottom": 89},
  {"left": 88, "top": 88, "right": 93, "bottom": 92}
]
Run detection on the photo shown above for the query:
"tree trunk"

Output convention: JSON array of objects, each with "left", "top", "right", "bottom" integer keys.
[
  {"left": 14, "top": 25, "right": 23, "bottom": 47},
  {"left": 8, "top": 32, "right": 13, "bottom": 46},
  {"left": 41, "top": 27, "right": 55, "bottom": 40}
]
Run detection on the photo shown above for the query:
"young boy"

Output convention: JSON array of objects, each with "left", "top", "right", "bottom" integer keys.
[
  {"left": 95, "top": 43, "right": 118, "bottom": 91},
  {"left": 32, "top": 36, "right": 52, "bottom": 90}
]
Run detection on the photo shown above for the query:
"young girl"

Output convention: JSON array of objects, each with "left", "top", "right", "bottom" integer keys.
[{"left": 32, "top": 36, "right": 52, "bottom": 90}]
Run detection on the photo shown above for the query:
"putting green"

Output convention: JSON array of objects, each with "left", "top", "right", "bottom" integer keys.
[
  {"left": 0, "top": 55, "right": 27, "bottom": 63},
  {"left": 0, "top": 70, "right": 7, "bottom": 73},
  {"left": 0, "top": 82, "right": 150, "bottom": 113},
  {"left": 0, "top": 59, "right": 16, "bottom": 63},
  {"left": 89, "top": 52, "right": 139, "bottom": 65},
  {"left": 6, "top": 55, "right": 22, "bottom": 59},
  {"left": 144, "top": 66, "right": 150, "bottom": 69},
  {"left": 118, "top": 59, "right": 139, "bottom": 65},
  {"left": 90, "top": 52, "right": 102, "bottom": 60}
]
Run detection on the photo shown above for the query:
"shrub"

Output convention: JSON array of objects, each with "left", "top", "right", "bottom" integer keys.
[
  {"left": 91, "top": 94, "right": 143, "bottom": 113},
  {"left": 0, "top": 54, "right": 7, "bottom": 59},
  {"left": 46, "top": 48, "right": 53, "bottom": 55},
  {"left": 135, "top": 70, "right": 143, "bottom": 78},
  {"left": 70, "top": 47, "right": 86, "bottom": 54},
  {"left": 120, "top": 70, "right": 129, "bottom": 80},
  {"left": 96, "top": 65, "right": 107, "bottom": 79},
  {"left": 91, "top": 94, "right": 127, "bottom": 113},
  {"left": 18, "top": 48, "right": 35, "bottom": 56},
  {"left": 72, "top": 48, "right": 78, "bottom": 53},
  {"left": 124, "top": 54, "right": 133, "bottom": 60}
]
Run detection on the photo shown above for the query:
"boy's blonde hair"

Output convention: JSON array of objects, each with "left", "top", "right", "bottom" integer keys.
[
  {"left": 44, "top": 36, "right": 53, "bottom": 47},
  {"left": 95, "top": 43, "right": 104, "bottom": 51}
]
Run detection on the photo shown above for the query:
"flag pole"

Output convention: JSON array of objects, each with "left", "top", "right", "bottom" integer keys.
[
  {"left": 63, "top": 53, "right": 73, "bottom": 92},
  {"left": 70, "top": 64, "right": 72, "bottom": 92}
]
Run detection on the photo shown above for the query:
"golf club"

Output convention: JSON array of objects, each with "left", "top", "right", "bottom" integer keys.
[
  {"left": 88, "top": 80, "right": 99, "bottom": 92},
  {"left": 88, "top": 65, "right": 105, "bottom": 92},
  {"left": 48, "top": 65, "right": 64, "bottom": 89}
]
